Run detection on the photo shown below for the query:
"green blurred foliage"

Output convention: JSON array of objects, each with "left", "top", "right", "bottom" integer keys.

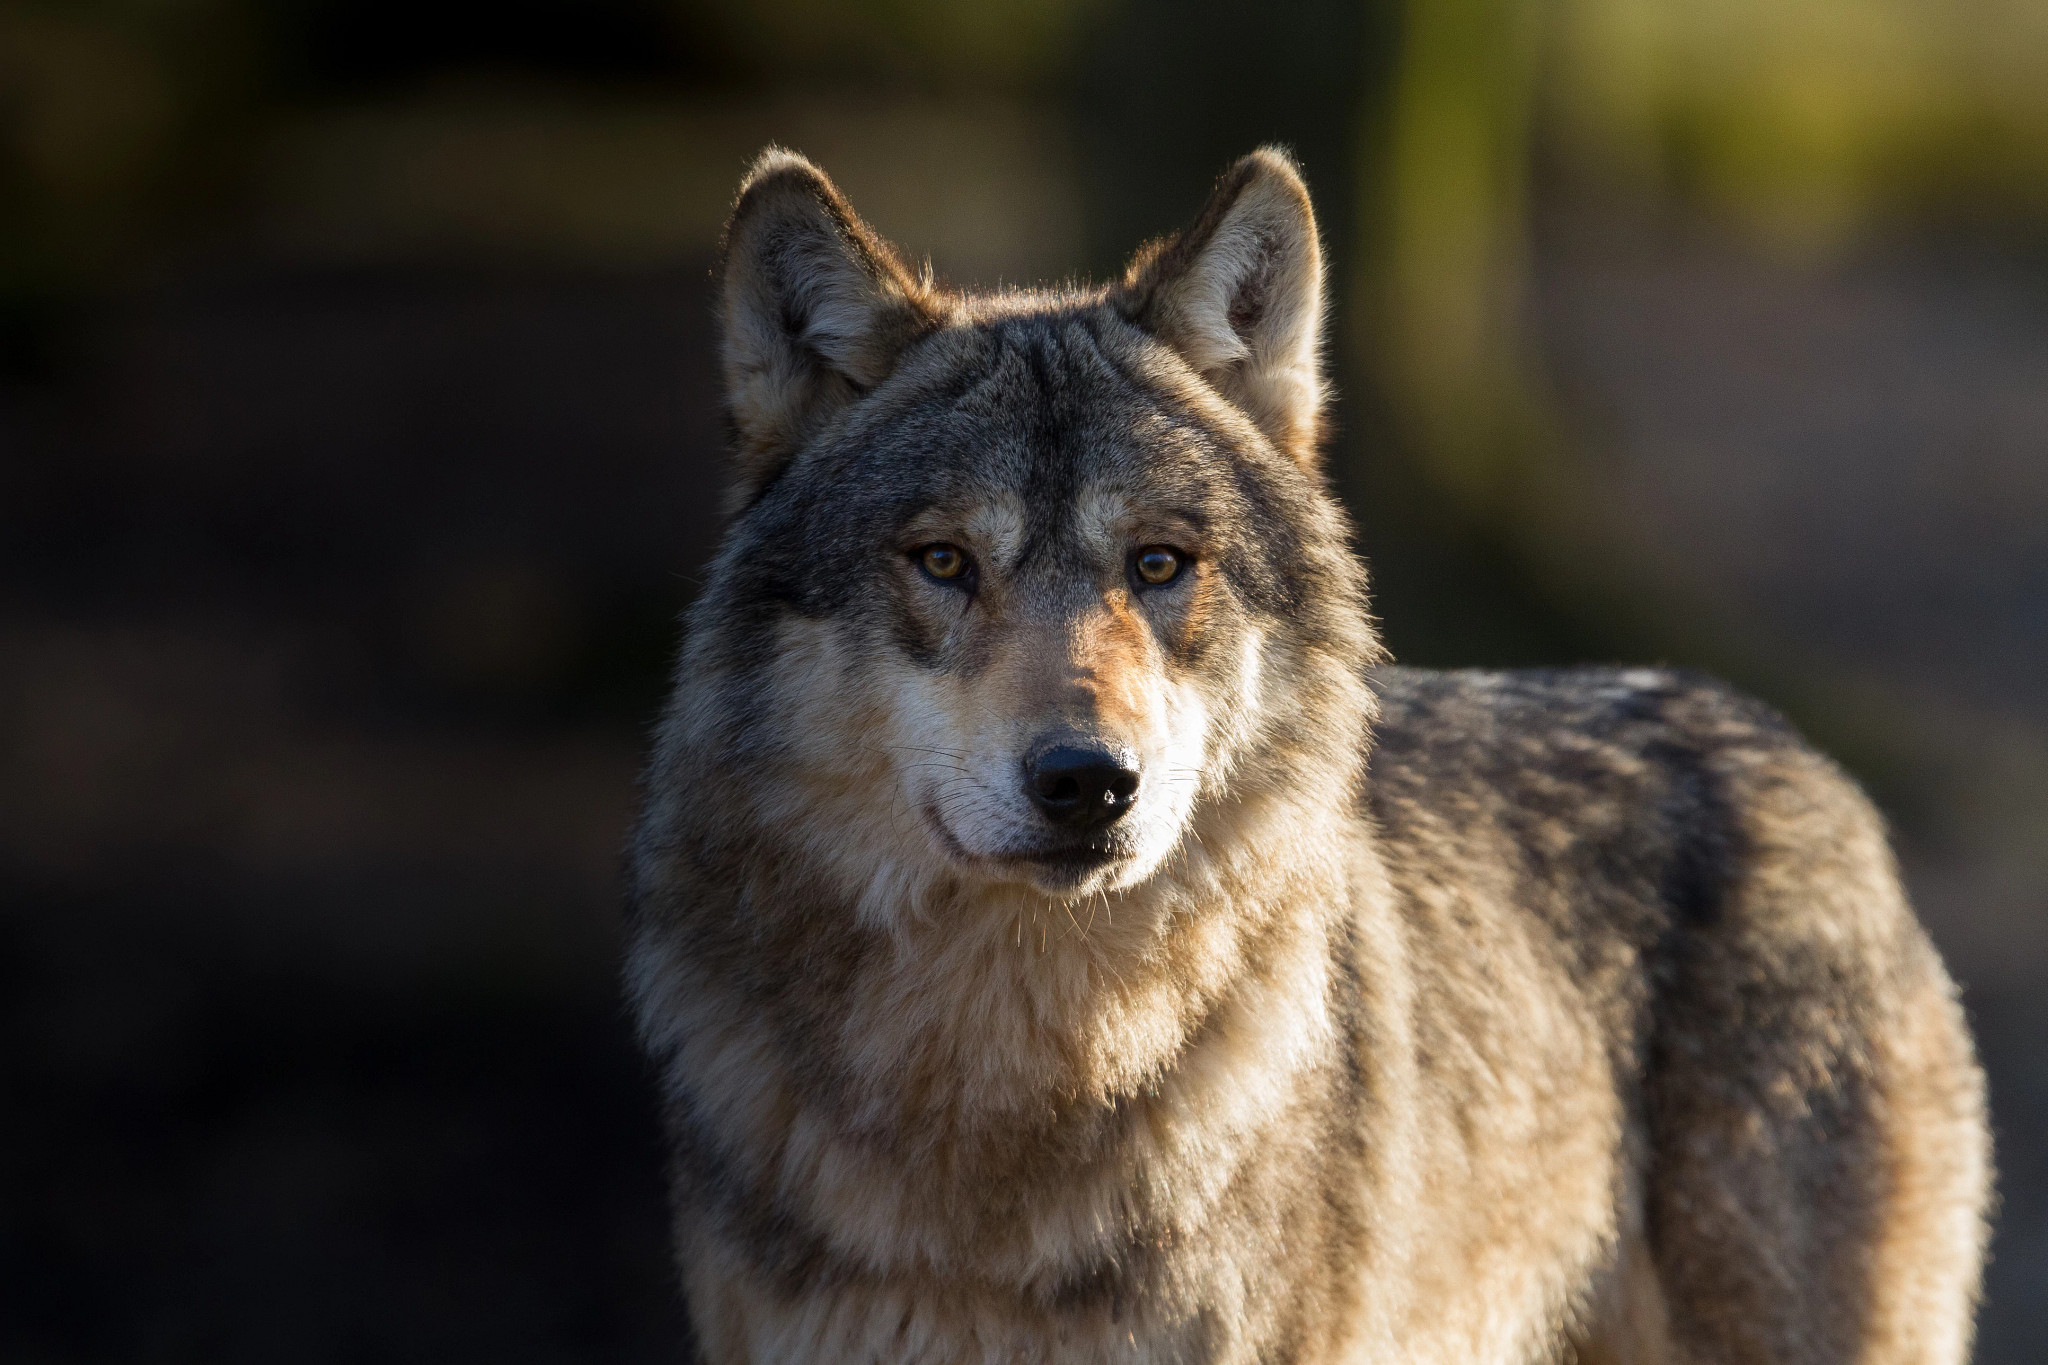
[
  {"left": 1365, "top": 0, "right": 2048, "bottom": 484},
  {"left": 1358, "top": 0, "right": 2048, "bottom": 606},
  {"left": 1546, "top": 0, "right": 2048, "bottom": 248}
]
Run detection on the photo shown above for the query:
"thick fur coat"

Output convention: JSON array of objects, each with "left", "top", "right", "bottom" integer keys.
[{"left": 625, "top": 148, "right": 1991, "bottom": 1364}]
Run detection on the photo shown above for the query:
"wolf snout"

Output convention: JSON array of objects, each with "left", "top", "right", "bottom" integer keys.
[{"left": 1024, "top": 742, "right": 1139, "bottom": 831}]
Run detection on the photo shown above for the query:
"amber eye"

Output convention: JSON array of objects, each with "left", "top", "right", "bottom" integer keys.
[
  {"left": 918, "top": 543, "right": 969, "bottom": 581},
  {"left": 1134, "top": 545, "right": 1185, "bottom": 586}
]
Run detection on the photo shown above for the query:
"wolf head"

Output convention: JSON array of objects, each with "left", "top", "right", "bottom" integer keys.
[{"left": 650, "top": 148, "right": 1379, "bottom": 919}]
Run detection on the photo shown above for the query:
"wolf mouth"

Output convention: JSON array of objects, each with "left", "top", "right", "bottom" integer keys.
[
  {"left": 1006, "top": 844, "right": 1120, "bottom": 872},
  {"left": 920, "top": 803, "right": 1124, "bottom": 876}
]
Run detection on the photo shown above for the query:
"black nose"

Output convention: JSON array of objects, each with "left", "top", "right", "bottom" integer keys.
[{"left": 1025, "top": 744, "right": 1140, "bottom": 830}]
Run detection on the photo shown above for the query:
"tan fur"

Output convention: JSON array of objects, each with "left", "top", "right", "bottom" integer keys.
[
  {"left": 628, "top": 149, "right": 1992, "bottom": 1364},
  {"left": 1572, "top": 1227, "right": 1678, "bottom": 1365}
]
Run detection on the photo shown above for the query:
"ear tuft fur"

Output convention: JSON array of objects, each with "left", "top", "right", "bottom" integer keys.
[
  {"left": 718, "top": 149, "right": 943, "bottom": 509},
  {"left": 1119, "top": 148, "right": 1326, "bottom": 465}
]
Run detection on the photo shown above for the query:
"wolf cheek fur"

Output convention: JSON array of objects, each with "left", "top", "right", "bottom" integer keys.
[{"left": 627, "top": 147, "right": 1991, "bottom": 1364}]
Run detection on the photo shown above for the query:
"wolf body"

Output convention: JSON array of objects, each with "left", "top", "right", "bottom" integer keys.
[{"left": 627, "top": 148, "right": 1990, "bottom": 1364}]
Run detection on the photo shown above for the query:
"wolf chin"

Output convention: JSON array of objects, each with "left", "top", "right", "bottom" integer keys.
[{"left": 626, "top": 147, "right": 1991, "bottom": 1364}]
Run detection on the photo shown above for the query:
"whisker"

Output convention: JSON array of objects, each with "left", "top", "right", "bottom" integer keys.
[{"left": 878, "top": 743, "right": 971, "bottom": 760}]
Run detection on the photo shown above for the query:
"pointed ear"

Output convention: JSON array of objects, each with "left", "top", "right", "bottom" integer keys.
[
  {"left": 718, "top": 149, "right": 943, "bottom": 507},
  {"left": 1119, "top": 148, "right": 1326, "bottom": 465}
]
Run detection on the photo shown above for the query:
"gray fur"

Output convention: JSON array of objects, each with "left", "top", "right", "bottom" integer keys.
[{"left": 627, "top": 148, "right": 1991, "bottom": 1364}]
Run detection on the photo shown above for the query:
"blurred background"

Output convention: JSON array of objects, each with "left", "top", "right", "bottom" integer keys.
[{"left": 2, "top": 0, "right": 2043, "bottom": 1358}]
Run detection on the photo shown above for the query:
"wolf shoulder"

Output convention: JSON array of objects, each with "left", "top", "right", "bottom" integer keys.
[{"left": 1362, "top": 663, "right": 1921, "bottom": 953}]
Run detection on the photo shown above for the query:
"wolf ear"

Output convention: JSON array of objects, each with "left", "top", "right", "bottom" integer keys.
[
  {"left": 718, "top": 149, "right": 942, "bottom": 507},
  {"left": 1119, "top": 148, "right": 1326, "bottom": 465}
]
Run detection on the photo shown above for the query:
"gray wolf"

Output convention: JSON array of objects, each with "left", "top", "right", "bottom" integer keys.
[{"left": 625, "top": 146, "right": 1991, "bottom": 1363}]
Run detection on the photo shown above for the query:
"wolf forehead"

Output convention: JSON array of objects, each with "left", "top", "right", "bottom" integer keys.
[{"left": 722, "top": 307, "right": 1332, "bottom": 612}]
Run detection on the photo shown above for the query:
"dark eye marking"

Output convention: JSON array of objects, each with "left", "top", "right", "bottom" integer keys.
[{"left": 1133, "top": 545, "right": 1190, "bottom": 587}]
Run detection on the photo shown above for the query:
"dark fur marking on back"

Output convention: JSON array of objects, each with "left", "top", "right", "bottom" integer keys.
[{"left": 1644, "top": 737, "right": 1741, "bottom": 928}]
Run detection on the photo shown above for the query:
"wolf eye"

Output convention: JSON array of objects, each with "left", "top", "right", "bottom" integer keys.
[
  {"left": 1134, "top": 546, "right": 1186, "bottom": 586},
  {"left": 917, "top": 543, "right": 970, "bottom": 582}
]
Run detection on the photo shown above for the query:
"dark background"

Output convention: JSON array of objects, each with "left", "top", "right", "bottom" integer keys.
[{"left": 4, "top": 0, "right": 2044, "bottom": 1359}]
